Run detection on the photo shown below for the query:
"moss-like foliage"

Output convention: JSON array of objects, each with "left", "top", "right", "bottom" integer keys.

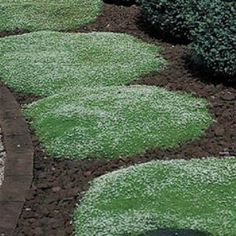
[
  {"left": 74, "top": 157, "right": 236, "bottom": 236},
  {"left": 0, "top": 0, "right": 102, "bottom": 31},
  {"left": 24, "top": 86, "right": 212, "bottom": 159},
  {"left": 0, "top": 31, "right": 165, "bottom": 96}
]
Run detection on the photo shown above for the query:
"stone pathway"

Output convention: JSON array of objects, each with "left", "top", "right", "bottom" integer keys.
[
  {"left": 0, "top": 127, "right": 6, "bottom": 186},
  {"left": 0, "top": 85, "right": 34, "bottom": 236}
]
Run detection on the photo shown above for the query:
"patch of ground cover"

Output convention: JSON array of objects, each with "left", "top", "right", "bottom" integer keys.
[
  {"left": 0, "top": 31, "right": 165, "bottom": 97},
  {"left": 24, "top": 86, "right": 212, "bottom": 159},
  {"left": 74, "top": 158, "right": 236, "bottom": 236},
  {"left": 0, "top": 0, "right": 102, "bottom": 32}
]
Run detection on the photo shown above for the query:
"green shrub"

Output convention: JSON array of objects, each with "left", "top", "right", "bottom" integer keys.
[
  {"left": 191, "top": 2, "right": 236, "bottom": 77},
  {"left": 140, "top": 0, "right": 197, "bottom": 41},
  {"left": 140, "top": 0, "right": 235, "bottom": 77},
  {"left": 140, "top": 0, "right": 231, "bottom": 41}
]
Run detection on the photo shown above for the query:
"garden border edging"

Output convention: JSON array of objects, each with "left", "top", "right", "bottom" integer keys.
[{"left": 0, "top": 84, "right": 34, "bottom": 236}]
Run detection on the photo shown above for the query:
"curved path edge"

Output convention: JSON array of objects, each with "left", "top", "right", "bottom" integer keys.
[{"left": 0, "top": 84, "right": 34, "bottom": 236}]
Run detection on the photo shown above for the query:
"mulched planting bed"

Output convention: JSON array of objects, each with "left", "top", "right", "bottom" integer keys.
[{"left": 0, "top": 2, "right": 235, "bottom": 236}]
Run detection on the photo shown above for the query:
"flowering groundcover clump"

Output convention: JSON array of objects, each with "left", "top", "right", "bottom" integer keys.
[
  {"left": 24, "top": 86, "right": 212, "bottom": 159},
  {"left": 0, "top": 0, "right": 102, "bottom": 31},
  {"left": 74, "top": 157, "right": 236, "bottom": 236},
  {"left": 0, "top": 31, "right": 165, "bottom": 97}
]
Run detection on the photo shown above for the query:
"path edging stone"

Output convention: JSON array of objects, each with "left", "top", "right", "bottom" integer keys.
[{"left": 0, "top": 85, "right": 34, "bottom": 236}]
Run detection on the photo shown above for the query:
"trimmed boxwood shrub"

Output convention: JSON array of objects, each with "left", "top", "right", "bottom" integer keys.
[
  {"left": 140, "top": 0, "right": 236, "bottom": 77},
  {"left": 191, "top": 2, "right": 236, "bottom": 77},
  {"left": 140, "top": 0, "right": 199, "bottom": 41},
  {"left": 140, "top": 0, "right": 233, "bottom": 41}
]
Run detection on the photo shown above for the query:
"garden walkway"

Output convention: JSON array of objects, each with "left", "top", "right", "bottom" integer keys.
[{"left": 0, "top": 84, "right": 34, "bottom": 236}]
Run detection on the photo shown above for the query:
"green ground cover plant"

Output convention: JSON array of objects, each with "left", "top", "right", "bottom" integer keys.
[
  {"left": 74, "top": 157, "right": 236, "bottom": 236},
  {"left": 0, "top": 0, "right": 102, "bottom": 31},
  {"left": 24, "top": 86, "right": 212, "bottom": 159},
  {"left": 0, "top": 31, "right": 165, "bottom": 96}
]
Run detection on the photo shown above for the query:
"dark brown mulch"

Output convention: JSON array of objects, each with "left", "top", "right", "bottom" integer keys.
[
  {"left": 139, "top": 229, "right": 212, "bottom": 236},
  {"left": 0, "top": 29, "right": 28, "bottom": 38},
  {"left": 0, "top": 2, "right": 234, "bottom": 236}
]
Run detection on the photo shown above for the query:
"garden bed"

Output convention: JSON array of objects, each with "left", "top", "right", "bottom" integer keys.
[{"left": 0, "top": 2, "right": 235, "bottom": 236}]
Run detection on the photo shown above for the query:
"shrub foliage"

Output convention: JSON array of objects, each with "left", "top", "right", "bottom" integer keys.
[
  {"left": 140, "top": 0, "right": 197, "bottom": 41},
  {"left": 191, "top": 2, "right": 236, "bottom": 77},
  {"left": 140, "top": 0, "right": 236, "bottom": 77}
]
